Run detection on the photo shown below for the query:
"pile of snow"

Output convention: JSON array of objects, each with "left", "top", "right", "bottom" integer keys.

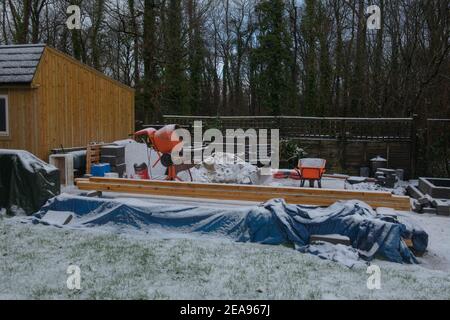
[{"left": 189, "top": 152, "right": 258, "bottom": 184}]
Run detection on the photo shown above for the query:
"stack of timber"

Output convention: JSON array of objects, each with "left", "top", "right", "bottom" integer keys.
[{"left": 75, "top": 177, "right": 412, "bottom": 211}]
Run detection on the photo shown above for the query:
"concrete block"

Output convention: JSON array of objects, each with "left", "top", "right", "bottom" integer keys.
[
  {"left": 418, "top": 196, "right": 431, "bottom": 206},
  {"left": 422, "top": 207, "right": 437, "bottom": 215},
  {"left": 425, "top": 194, "right": 435, "bottom": 205},
  {"left": 412, "top": 200, "right": 424, "bottom": 213},
  {"left": 379, "top": 168, "right": 397, "bottom": 175},
  {"left": 407, "top": 185, "right": 424, "bottom": 200},
  {"left": 100, "top": 155, "right": 125, "bottom": 166},
  {"left": 101, "top": 145, "right": 125, "bottom": 158},
  {"left": 419, "top": 177, "right": 450, "bottom": 199},
  {"left": 435, "top": 199, "right": 450, "bottom": 216}
]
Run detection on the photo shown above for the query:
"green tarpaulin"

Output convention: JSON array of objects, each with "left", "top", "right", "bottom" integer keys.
[{"left": 0, "top": 149, "right": 60, "bottom": 216}]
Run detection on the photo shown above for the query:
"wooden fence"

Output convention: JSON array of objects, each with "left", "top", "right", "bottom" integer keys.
[
  {"left": 162, "top": 116, "right": 413, "bottom": 141},
  {"left": 424, "top": 119, "right": 450, "bottom": 177},
  {"left": 157, "top": 115, "right": 449, "bottom": 178}
]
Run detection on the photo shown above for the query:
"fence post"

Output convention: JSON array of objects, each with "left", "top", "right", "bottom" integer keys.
[
  {"left": 410, "top": 114, "right": 419, "bottom": 178},
  {"left": 277, "top": 116, "right": 283, "bottom": 137},
  {"left": 339, "top": 119, "right": 347, "bottom": 171}
]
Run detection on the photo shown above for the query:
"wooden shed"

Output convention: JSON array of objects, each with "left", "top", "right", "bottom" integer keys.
[{"left": 0, "top": 44, "right": 134, "bottom": 160}]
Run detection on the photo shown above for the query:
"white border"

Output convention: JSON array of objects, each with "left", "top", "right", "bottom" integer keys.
[{"left": 0, "top": 95, "right": 9, "bottom": 136}]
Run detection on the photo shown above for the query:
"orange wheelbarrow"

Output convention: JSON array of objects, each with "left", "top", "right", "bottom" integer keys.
[{"left": 294, "top": 158, "right": 327, "bottom": 188}]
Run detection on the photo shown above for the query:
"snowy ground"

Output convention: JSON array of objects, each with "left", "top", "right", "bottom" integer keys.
[
  {"left": 2, "top": 143, "right": 448, "bottom": 299},
  {"left": 1, "top": 198, "right": 450, "bottom": 300},
  {"left": 401, "top": 212, "right": 450, "bottom": 272}
]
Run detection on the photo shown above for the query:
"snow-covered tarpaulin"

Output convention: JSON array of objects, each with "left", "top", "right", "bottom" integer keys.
[
  {"left": 30, "top": 194, "right": 428, "bottom": 267},
  {"left": 0, "top": 149, "right": 60, "bottom": 216}
]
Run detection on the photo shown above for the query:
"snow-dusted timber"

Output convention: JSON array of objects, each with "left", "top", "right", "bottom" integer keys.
[{"left": 75, "top": 177, "right": 412, "bottom": 211}]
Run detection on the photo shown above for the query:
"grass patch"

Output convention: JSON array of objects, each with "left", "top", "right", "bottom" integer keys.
[{"left": 1, "top": 219, "right": 450, "bottom": 300}]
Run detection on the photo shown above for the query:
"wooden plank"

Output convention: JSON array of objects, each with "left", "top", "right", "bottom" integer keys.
[
  {"left": 77, "top": 180, "right": 410, "bottom": 209},
  {"left": 87, "top": 177, "right": 402, "bottom": 200},
  {"left": 75, "top": 178, "right": 411, "bottom": 211},
  {"left": 404, "top": 239, "right": 413, "bottom": 248}
]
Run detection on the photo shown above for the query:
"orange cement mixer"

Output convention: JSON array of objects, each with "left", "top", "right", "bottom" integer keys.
[{"left": 134, "top": 125, "right": 192, "bottom": 181}]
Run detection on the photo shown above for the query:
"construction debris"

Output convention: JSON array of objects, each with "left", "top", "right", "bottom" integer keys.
[
  {"left": 375, "top": 168, "right": 398, "bottom": 189},
  {"left": 189, "top": 152, "right": 258, "bottom": 185},
  {"left": 406, "top": 185, "right": 424, "bottom": 200},
  {"left": 408, "top": 178, "right": 450, "bottom": 215},
  {"left": 100, "top": 145, "right": 127, "bottom": 178}
]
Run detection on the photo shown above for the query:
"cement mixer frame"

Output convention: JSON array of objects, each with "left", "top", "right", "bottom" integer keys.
[{"left": 134, "top": 125, "right": 194, "bottom": 181}]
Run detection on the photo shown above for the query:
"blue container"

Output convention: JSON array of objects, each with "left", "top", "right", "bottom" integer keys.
[{"left": 91, "top": 163, "right": 111, "bottom": 177}]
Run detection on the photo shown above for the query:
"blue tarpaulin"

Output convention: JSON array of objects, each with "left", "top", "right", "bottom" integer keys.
[{"left": 30, "top": 194, "right": 427, "bottom": 266}]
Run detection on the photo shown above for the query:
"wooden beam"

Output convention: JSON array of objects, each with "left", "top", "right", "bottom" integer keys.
[
  {"left": 75, "top": 178, "right": 412, "bottom": 211},
  {"left": 87, "top": 177, "right": 399, "bottom": 199}
]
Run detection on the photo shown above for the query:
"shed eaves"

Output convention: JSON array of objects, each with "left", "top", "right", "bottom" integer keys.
[{"left": 0, "top": 44, "right": 45, "bottom": 84}]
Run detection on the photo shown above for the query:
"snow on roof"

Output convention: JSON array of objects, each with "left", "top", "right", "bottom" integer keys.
[{"left": 0, "top": 44, "right": 45, "bottom": 84}]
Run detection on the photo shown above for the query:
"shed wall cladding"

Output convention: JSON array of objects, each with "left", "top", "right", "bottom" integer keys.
[
  {"left": 0, "top": 88, "right": 39, "bottom": 156},
  {"left": 0, "top": 45, "right": 134, "bottom": 160},
  {"left": 32, "top": 48, "right": 134, "bottom": 160}
]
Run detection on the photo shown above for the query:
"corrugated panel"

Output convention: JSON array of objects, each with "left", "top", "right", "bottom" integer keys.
[{"left": 0, "top": 44, "right": 45, "bottom": 84}]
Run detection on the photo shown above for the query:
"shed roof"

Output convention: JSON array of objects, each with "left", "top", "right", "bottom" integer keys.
[{"left": 0, "top": 44, "right": 45, "bottom": 85}]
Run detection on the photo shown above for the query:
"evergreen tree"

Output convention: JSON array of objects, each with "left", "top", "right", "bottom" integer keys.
[
  {"left": 163, "top": 0, "right": 186, "bottom": 115},
  {"left": 186, "top": 0, "right": 204, "bottom": 116},
  {"left": 301, "top": 0, "right": 317, "bottom": 116},
  {"left": 254, "top": 0, "right": 294, "bottom": 116}
]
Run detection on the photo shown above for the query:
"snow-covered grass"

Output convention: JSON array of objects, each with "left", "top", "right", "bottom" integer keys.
[{"left": 1, "top": 218, "right": 450, "bottom": 300}]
